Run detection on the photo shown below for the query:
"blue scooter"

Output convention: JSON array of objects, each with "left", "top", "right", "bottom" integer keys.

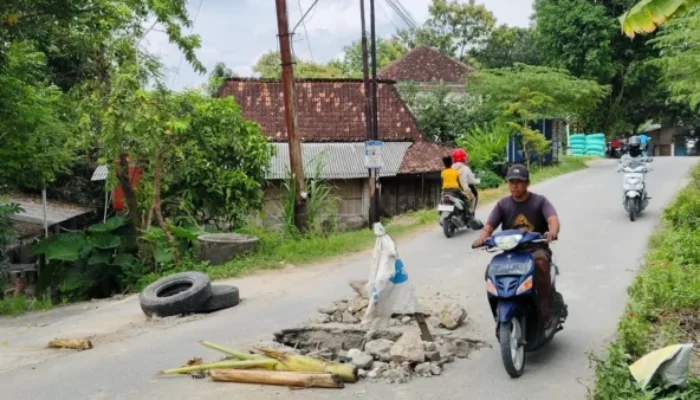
[{"left": 474, "top": 229, "right": 568, "bottom": 377}]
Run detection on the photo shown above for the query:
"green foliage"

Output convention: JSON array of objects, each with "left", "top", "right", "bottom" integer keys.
[
  {"left": 456, "top": 120, "right": 510, "bottom": 172},
  {"left": 652, "top": 7, "right": 700, "bottom": 110},
  {"left": 0, "top": 295, "right": 52, "bottom": 316},
  {"left": 203, "top": 62, "right": 237, "bottom": 97},
  {"left": 253, "top": 51, "right": 345, "bottom": 79},
  {"left": 0, "top": 202, "right": 23, "bottom": 270},
  {"left": 467, "top": 64, "right": 609, "bottom": 123},
  {"left": 620, "top": 0, "right": 700, "bottom": 37},
  {"left": 476, "top": 169, "right": 502, "bottom": 189},
  {"left": 594, "top": 163, "right": 700, "bottom": 399},
  {"left": 394, "top": 0, "right": 496, "bottom": 60},
  {"left": 399, "top": 84, "right": 474, "bottom": 143},
  {"left": 471, "top": 25, "right": 541, "bottom": 69},
  {"left": 331, "top": 38, "right": 406, "bottom": 78},
  {"left": 32, "top": 217, "right": 139, "bottom": 300}
]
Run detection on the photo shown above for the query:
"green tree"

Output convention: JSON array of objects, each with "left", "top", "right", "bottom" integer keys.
[
  {"left": 399, "top": 84, "right": 474, "bottom": 143},
  {"left": 253, "top": 51, "right": 345, "bottom": 79},
  {"left": 471, "top": 26, "right": 541, "bottom": 69},
  {"left": 393, "top": 0, "right": 496, "bottom": 60},
  {"left": 466, "top": 64, "right": 609, "bottom": 126},
  {"left": 331, "top": 38, "right": 406, "bottom": 78},
  {"left": 203, "top": 62, "right": 237, "bottom": 97},
  {"left": 652, "top": 7, "right": 700, "bottom": 109},
  {"left": 533, "top": 0, "right": 669, "bottom": 135}
]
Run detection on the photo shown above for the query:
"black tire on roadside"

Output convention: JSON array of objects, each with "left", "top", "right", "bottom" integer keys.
[
  {"left": 139, "top": 272, "right": 212, "bottom": 317},
  {"left": 198, "top": 285, "right": 240, "bottom": 313}
]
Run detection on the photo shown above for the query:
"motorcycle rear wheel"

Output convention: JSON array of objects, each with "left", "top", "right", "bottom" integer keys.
[
  {"left": 443, "top": 219, "right": 455, "bottom": 238},
  {"left": 499, "top": 318, "right": 525, "bottom": 378}
]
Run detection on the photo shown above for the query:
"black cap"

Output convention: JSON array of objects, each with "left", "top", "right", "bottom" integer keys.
[{"left": 506, "top": 164, "right": 530, "bottom": 181}]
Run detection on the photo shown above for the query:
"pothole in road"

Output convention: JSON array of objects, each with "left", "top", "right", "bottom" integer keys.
[{"left": 271, "top": 326, "right": 486, "bottom": 383}]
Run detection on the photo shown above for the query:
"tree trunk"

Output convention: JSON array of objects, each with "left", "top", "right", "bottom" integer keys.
[{"left": 152, "top": 147, "right": 180, "bottom": 265}]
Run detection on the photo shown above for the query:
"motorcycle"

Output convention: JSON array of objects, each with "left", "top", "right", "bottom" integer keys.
[
  {"left": 438, "top": 184, "right": 483, "bottom": 238},
  {"left": 618, "top": 159, "right": 652, "bottom": 222},
  {"left": 474, "top": 229, "right": 568, "bottom": 378}
]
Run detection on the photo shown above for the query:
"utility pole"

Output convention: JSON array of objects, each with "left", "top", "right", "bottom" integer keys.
[
  {"left": 369, "top": 0, "right": 381, "bottom": 224},
  {"left": 275, "top": 0, "right": 308, "bottom": 232},
  {"left": 360, "top": 0, "right": 376, "bottom": 227}
]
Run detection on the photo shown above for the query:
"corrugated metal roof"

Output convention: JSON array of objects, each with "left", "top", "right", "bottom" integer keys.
[
  {"left": 91, "top": 165, "right": 109, "bottom": 181},
  {"left": 267, "top": 142, "right": 412, "bottom": 180}
]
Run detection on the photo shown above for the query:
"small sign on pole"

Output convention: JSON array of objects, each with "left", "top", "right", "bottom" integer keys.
[{"left": 364, "top": 140, "right": 384, "bottom": 169}]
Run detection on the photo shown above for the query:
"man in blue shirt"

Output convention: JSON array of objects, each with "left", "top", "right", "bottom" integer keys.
[{"left": 638, "top": 133, "right": 649, "bottom": 156}]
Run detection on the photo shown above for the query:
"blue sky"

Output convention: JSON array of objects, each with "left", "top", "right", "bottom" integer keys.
[{"left": 143, "top": 0, "right": 535, "bottom": 91}]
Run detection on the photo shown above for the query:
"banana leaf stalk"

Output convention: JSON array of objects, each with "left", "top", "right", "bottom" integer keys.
[
  {"left": 210, "top": 369, "right": 344, "bottom": 389},
  {"left": 199, "top": 341, "right": 266, "bottom": 360},
  {"left": 257, "top": 348, "right": 358, "bottom": 383},
  {"left": 158, "top": 359, "right": 277, "bottom": 375}
]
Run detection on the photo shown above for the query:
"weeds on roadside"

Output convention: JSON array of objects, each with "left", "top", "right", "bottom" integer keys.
[{"left": 0, "top": 295, "right": 52, "bottom": 317}]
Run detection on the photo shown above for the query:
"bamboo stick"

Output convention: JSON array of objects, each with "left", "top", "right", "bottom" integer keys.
[
  {"left": 258, "top": 348, "right": 357, "bottom": 383},
  {"left": 210, "top": 369, "right": 344, "bottom": 389},
  {"left": 47, "top": 339, "right": 93, "bottom": 350},
  {"left": 158, "top": 359, "right": 277, "bottom": 375}
]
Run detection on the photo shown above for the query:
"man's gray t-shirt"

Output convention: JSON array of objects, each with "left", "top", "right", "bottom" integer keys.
[{"left": 486, "top": 193, "right": 557, "bottom": 235}]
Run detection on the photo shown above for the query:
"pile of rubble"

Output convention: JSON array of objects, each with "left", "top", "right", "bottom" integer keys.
[
  {"left": 315, "top": 280, "right": 468, "bottom": 331},
  {"left": 346, "top": 332, "right": 475, "bottom": 383}
]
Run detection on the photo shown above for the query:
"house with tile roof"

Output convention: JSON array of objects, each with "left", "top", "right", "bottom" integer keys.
[{"left": 219, "top": 78, "right": 452, "bottom": 230}]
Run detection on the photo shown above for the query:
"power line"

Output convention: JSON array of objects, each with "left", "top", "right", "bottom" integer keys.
[
  {"left": 384, "top": 0, "right": 417, "bottom": 29},
  {"left": 292, "top": 0, "right": 320, "bottom": 34},
  {"left": 170, "top": 0, "right": 204, "bottom": 86},
  {"left": 377, "top": 0, "right": 401, "bottom": 32},
  {"left": 297, "top": 0, "right": 314, "bottom": 61},
  {"left": 392, "top": 0, "right": 418, "bottom": 27}
]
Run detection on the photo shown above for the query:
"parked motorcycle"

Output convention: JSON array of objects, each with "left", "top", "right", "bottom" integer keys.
[
  {"left": 473, "top": 229, "right": 568, "bottom": 377},
  {"left": 438, "top": 184, "right": 483, "bottom": 238},
  {"left": 618, "top": 159, "right": 652, "bottom": 222}
]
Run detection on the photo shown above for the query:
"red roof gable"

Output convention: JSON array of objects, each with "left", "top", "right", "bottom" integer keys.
[
  {"left": 378, "top": 46, "right": 474, "bottom": 84},
  {"left": 219, "top": 78, "right": 422, "bottom": 142}
]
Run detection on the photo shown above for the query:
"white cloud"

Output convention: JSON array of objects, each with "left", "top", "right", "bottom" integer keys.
[{"left": 145, "top": 0, "right": 534, "bottom": 91}]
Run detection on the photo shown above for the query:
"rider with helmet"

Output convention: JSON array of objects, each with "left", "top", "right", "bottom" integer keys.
[
  {"left": 620, "top": 135, "right": 647, "bottom": 168},
  {"left": 451, "top": 148, "right": 480, "bottom": 214}
]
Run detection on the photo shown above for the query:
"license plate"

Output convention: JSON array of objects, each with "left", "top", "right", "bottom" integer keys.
[{"left": 438, "top": 204, "right": 454, "bottom": 212}]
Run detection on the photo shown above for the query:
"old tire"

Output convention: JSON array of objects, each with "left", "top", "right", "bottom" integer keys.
[
  {"left": 198, "top": 285, "right": 240, "bottom": 313},
  {"left": 139, "top": 272, "right": 212, "bottom": 317}
]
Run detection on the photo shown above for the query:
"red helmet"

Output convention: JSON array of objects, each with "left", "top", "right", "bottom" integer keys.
[{"left": 451, "top": 148, "right": 467, "bottom": 164}]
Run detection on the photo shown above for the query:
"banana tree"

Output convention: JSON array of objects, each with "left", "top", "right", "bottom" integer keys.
[{"left": 620, "top": 0, "right": 700, "bottom": 37}]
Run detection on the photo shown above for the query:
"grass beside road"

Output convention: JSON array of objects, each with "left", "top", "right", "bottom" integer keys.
[
  {"left": 593, "top": 163, "right": 700, "bottom": 400},
  {"left": 134, "top": 156, "right": 592, "bottom": 288}
]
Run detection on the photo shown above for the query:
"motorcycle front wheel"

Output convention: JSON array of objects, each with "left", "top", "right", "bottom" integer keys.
[
  {"left": 628, "top": 198, "right": 636, "bottom": 222},
  {"left": 499, "top": 318, "right": 525, "bottom": 378}
]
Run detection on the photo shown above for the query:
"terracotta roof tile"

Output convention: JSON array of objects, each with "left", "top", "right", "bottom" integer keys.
[
  {"left": 378, "top": 46, "right": 474, "bottom": 83},
  {"left": 219, "top": 78, "right": 422, "bottom": 142},
  {"left": 398, "top": 141, "right": 454, "bottom": 174}
]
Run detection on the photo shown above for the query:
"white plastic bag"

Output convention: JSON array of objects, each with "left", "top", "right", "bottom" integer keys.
[{"left": 361, "top": 223, "right": 419, "bottom": 332}]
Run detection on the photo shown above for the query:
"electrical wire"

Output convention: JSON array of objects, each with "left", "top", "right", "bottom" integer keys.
[
  {"left": 377, "top": 0, "right": 401, "bottom": 32},
  {"left": 298, "top": 0, "right": 314, "bottom": 61},
  {"left": 292, "top": 0, "right": 320, "bottom": 34},
  {"left": 384, "top": 0, "right": 417, "bottom": 29},
  {"left": 170, "top": 0, "right": 204, "bottom": 86}
]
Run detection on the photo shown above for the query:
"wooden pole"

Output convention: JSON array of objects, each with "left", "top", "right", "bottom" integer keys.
[
  {"left": 275, "top": 0, "right": 308, "bottom": 232},
  {"left": 210, "top": 370, "right": 344, "bottom": 389},
  {"left": 369, "top": 0, "right": 381, "bottom": 224}
]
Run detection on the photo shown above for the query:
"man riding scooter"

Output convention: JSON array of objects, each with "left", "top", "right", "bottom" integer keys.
[{"left": 473, "top": 164, "right": 561, "bottom": 328}]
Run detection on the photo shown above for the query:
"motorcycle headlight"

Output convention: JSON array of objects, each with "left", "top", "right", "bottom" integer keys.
[{"left": 494, "top": 234, "right": 523, "bottom": 251}]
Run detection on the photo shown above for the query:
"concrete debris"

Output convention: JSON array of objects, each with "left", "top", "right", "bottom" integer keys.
[
  {"left": 316, "top": 313, "right": 331, "bottom": 324},
  {"left": 423, "top": 341, "right": 437, "bottom": 352},
  {"left": 358, "top": 369, "right": 368, "bottom": 378},
  {"left": 425, "top": 350, "right": 441, "bottom": 362},
  {"left": 347, "top": 349, "right": 374, "bottom": 369},
  {"left": 342, "top": 311, "right": 360, "bottom": 324},
  {"left": 317, "top": 305, "right": 338, "bottom": 315},
  {"left": 439, "top": 338, "right": 472, "bottom": 359},
  {"left": 390, "top": 332, "right": 425, "bottom": 364},
  {"left": 414, "top": 362, "right": 432, "bottom": 377},
  {"left": 347, "top": 296, "right": 369, "bottom": 314},
  {"left": 430, "top": 362, "right": 443, "bottom": 376},
  {"left": 382, "top": 367, "right": 410, "bottom": 384},
  {"left": 401, "top": 316, "right": 412, "bottom": 324},
  {"left": 428, "top": 316, "right": 442, "bottom": 329},
  {"left": 439, "top": 303, "right": 467, "bottom": 330},
  {"left": 371, "top": 361, "right": 389, "bottom": 371},
  {"left": 331, "top": 310, "right": 344, "bottom": 323},
  {"left": 367, "top": 369, "right": 380, "bottom": 379},
  {"left": 365, "top": 339, "right": 394, "bottom": 362},
  {"left": 349, "top": 280, "right": 369, "bottom": 299},
  {"left": 334, "top": 300, "right": 349, "bottom": 312}
]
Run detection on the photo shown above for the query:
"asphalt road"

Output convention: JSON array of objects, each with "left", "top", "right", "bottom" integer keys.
[{"left": 0, "top": 157, "right": 695, "bottom": 400}]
